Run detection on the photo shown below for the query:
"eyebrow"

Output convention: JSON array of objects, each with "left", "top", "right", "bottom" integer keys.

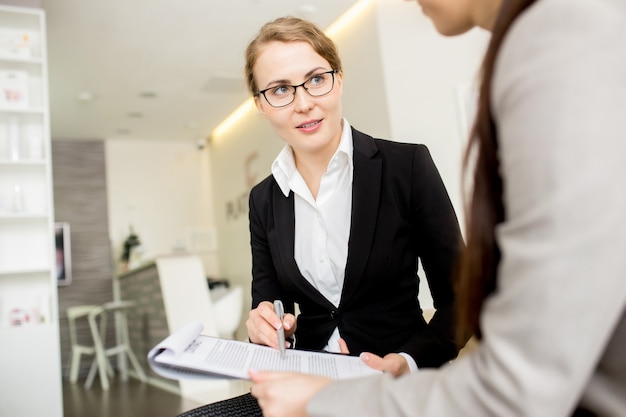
[{"left": 263, "top": 67, "right": 330, "bottom": 88}]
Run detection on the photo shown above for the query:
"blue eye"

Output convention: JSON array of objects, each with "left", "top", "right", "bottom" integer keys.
[
  {"left": 309, "top": 75, "right": 324, "bottom": 86},
  {"left": 270, "top": 86, "right": 292, "bottom": 96}
]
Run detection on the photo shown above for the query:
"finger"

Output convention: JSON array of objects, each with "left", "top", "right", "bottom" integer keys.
[
  {"left": 247, "top": 305, "right": 280, "bottom": 348},
  {"left": 246, "top": 312, "right": 271, "bottom": 346},
  {"left": 249, "top": 368, "right": 265, "bottom": 383},
  {"left": 258, "top": 301, "right": 282, "bottom": 329},
  {"left": 249, "top": 369, "right": 296, "bottom": 383},
  {"left": 360, "top": 353, "right": 407, "bottom": 376},
  {"left": 283, "top": 313, "right": 297, "bottom": 331},
  {"left": 338, "top": 338, "right": 350, "bottom": 354},
  {"left": 359, "top": 352, "right": 385, "bottom": 370}
]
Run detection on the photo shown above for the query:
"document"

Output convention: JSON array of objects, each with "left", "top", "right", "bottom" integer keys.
[{"left": 148, "top": 321, "right": 382, "bottom": 381}]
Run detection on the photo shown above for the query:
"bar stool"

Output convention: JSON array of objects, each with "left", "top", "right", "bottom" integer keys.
[
  {"left": 67, "top": 300, "right": 147, "bottom": 390},
  {"left": 67, "top": 304, "right": 99, "bottom": 385}
]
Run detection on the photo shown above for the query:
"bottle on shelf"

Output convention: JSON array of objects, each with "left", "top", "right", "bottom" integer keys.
[
  {"left": 29, "top": 134, "right": 43, "bottom": 160},
  {"left": 8, "top": 116, "right": 21, "bottom": 161},
  {"left": 12, "top": 184, "right": 24, "bottom": 212}
]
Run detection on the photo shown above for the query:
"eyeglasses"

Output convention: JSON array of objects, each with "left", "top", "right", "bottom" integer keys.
[{"left": 256, "top": 70, "right": 337, "bottom": 108}]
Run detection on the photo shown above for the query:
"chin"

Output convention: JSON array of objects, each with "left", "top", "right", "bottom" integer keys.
[{"left": 434, "top": 21, "right": 474, "bottom": 37}]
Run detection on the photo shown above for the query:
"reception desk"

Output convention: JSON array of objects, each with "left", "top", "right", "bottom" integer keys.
[{"left": 115, "top": 254, "right": 246, "bottom": 404}]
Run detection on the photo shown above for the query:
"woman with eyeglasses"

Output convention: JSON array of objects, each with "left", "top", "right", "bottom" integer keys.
[
  {"left": 245, "top": 16, "right": 465, "bottom": 376},
  {"left": 249, "top": 1, "right": 626, "bottom": 416}
]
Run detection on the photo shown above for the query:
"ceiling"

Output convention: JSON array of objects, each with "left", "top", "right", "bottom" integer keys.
[{"left": 39, "top": 0, "right": 361, "bottom": 143}]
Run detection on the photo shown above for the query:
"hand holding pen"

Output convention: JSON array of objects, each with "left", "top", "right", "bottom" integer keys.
[{"left": 246, "top": 300, "right": 296, "bottom": 351}]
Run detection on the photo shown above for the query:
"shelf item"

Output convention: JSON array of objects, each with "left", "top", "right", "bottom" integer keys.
[
  {"left": 0, "top": 69, "right": 29, "bottom": 109},
  {"left": 0, "top": 27, "right": 32, "bottom": 59},
  {"left": 1, "top": 105, "right": 46, "bottom": 161},
  {"left": 0, "top": 288, "right": 50, "bottom": 327}
]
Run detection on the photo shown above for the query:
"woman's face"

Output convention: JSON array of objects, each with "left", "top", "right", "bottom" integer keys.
[
  {"left": 415, "top": 0, "right": 501, "bottom": 35},
  {"left": 253, "top": 41, "right": 343, "bottom": 158}
]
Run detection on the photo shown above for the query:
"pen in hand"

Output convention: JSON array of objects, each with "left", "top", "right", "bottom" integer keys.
[{"left": 273, "top": 300, "right": 286, "bottom": 358}]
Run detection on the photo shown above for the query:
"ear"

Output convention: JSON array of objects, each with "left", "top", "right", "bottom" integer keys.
[
  {"left": 335, "top": 70, "right": 344, "bottom": 95},
  {"left": 254, "top": 96, "right": 265, "bottom": 116}
]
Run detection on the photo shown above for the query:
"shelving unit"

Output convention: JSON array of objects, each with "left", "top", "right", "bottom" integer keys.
[{"left": 0, "top": 5, "right": 62, "bottom": 417}]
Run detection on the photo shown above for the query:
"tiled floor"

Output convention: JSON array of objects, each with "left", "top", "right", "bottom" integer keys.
[{"left": 62, "top": 377, "right": 202, "bottom": 417}]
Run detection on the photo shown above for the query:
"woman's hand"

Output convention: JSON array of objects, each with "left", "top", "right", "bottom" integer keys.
[
  {"left": 249, "top": 370, "right": 331, "bottom": 417},
  {"left": 246, "top": 301, "right": 296, "bottom": 349},
  {"left": 359, "top": 352, "right": 410, "bottom": 377},
  {"left": 338, "top": 338, "right": 410, "bottom": 377}
]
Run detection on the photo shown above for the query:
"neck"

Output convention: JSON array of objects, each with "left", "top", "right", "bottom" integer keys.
[
  {"left": 293, "top": 123, "right": 343, "bottom": 199},
  {"left": 475, "top": 0, "right": 503, "bottom": 31},
  {"left": 293, "top": 144, "right": 335, "bottom": 200}
]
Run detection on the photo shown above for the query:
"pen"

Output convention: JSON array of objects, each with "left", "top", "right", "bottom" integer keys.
[{"left": 273, "top": 300, "right": 286, "bottom": 358}]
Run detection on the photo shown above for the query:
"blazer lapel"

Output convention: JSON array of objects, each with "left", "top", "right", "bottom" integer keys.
[
  {"left": 272, "top": 186, "right": 296, "bottom": 276},
  {"left": 341, "top": 128, "right": 381, "bottom": 305}
]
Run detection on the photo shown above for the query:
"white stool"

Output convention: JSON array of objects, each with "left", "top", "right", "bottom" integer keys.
[
  {"left": 67, "top": 300, "right": 147, "bottom": 390},
  {"left": 67, "top": 304, "right": 99, "bottom": 385}
]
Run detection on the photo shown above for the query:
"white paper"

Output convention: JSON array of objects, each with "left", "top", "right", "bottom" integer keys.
[{"left": 148, "top": 321, "right": 382, "bottom": 381}]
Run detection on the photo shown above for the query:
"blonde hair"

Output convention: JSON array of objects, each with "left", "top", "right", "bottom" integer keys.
[{"left": 244, "top": 16, "right": 342, "bottom": 95}]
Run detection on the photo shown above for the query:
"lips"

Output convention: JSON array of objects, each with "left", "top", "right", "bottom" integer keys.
[{"left": 297, "top": 119, "right": 321, "bottom": 129}]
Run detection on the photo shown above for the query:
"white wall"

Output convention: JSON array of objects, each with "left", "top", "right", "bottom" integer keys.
[
  {"left": 105, "top": 138, "right": 219, "bottom": 276},
  {"left": 376, "top": 0, "right": 489, "bottom": 228},
  {"left": 332, "top": 0, "right": 391, "bottom": 138},
  {"left": 210, "top": 109, "right": 275, "bottom": 298}
]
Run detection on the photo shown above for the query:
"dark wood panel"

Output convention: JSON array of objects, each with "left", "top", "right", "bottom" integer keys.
[{"left": 52, "top": 139, "right": 115, "bottom": 378}]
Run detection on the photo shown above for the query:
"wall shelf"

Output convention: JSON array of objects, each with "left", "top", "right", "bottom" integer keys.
[
  {"left": 0, "top": 5, "right": 62, "bottom": 417},
  {"left": 0, "top": 55, "right": 43, "bottom": 65}
]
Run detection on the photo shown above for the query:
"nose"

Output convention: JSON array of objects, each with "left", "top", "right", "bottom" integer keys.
[{"left": 292, "top": 85, "right": 313, "bottom": 112}]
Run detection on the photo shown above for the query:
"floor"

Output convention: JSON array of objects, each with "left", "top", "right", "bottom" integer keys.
[{"left": 62, "top": 377, "right": 203, "bottom": 417}]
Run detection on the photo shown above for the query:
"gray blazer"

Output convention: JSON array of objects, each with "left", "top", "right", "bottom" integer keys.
[{"left": 308, "top": 0, "right": 626, "bottom": 415}]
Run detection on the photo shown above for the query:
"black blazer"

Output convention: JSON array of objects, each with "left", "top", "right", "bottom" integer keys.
[{"left": 248, "top": 127, "right": 463, "bottom": 368}]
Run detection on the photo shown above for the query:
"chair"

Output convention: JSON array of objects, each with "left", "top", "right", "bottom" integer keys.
[
  {"left": 156, "top": 255, "right": 243, "bottom": 404},
  {"left": 212, "top": 285, "right": 243, "bottom": 340},
  {"left": 176, "top": 393, "right": 262, "bottom": 417},
  {"left": 67, "top": 300, "right": 147, "bottom": 390}
]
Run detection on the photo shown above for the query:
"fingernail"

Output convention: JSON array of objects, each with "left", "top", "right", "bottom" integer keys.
[
  {"left": 284, "top": 322, "right": 290, "bottom": 330},
  {"left": 360, "top": 353, "right": 370, "bottom": 362}
]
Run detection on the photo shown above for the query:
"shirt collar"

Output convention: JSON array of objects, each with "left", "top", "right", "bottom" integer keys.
[{"left": 272, "top": 119, "right": 353, "bottom": 197}]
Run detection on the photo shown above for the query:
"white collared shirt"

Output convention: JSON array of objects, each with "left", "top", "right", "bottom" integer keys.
[
  {"left": 272, "top": 119, "right": 353, "bottom": 353},
  {"left": 270, "top": 120, "right": 418, "bottom": 372}
]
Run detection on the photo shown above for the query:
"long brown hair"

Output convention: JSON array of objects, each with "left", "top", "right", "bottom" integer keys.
[{"left": 457, "top": 0, "right": 538, "bottom": 343}]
